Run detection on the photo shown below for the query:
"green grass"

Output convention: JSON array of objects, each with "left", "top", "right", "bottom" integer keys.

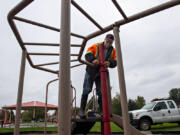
[
  {"left": 90, "top": 122, "right": 123, "bottom": 132},
  {"left": 0, "top": 127, "right": 57, "bottom": 133},
  {"left": 90, "top": 122, "right": 180, "bottom": 132},
  {"left": 0, "top": 122, "right": 180, "bottom": 133},
  {"left": 151, "top": 123, "right": 180, "bottom": 131}
]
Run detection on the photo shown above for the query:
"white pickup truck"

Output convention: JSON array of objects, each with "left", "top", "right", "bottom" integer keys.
[{"left": 129, "top": 99, "right": 180, "bottom": 131}]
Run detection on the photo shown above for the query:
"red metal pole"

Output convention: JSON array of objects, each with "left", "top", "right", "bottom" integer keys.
[
  {"left": 101, "top": 121, "right": 104, "bottom": 135},
  {"left": 99, "top": 44, "right": 111, "bottom": 135}
]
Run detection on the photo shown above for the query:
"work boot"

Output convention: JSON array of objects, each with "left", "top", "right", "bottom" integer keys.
[
  {"left": 78, "top": 109, "right": 86, "bottom": 119},
  {"left": 78, "top": 95, "right": 88, "bottom": 119}
]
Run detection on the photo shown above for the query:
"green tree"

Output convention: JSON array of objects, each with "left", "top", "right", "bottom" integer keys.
[
  {"left": 112, "top": 94, "right": 122, "bottom": 116},
  {"left": 22, "top": 109, "right": 45, "bottom": 122},
  {"left": 22, "top": 110, "right": 32, "bottom": 122},
  {"left": 128, "top": 99, "right": 138, "bottom": 111},
  {"left": 169, "top": 88, "right": 180, "bottom": 105},
  {"left": 135, "top": 96, "right": 146, "bottom": 109}
]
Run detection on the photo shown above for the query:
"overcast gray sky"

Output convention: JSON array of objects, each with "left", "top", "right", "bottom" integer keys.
[{"left": 0, "top": 0, "right": 180, "bottom": 109}]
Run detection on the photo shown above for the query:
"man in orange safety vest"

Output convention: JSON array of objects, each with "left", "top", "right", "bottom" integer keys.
[{"left": 79, "top": 34, "right": 117, "bottom": 118}]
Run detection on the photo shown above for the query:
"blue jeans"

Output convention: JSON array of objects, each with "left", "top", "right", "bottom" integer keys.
[{"left": 82, "top": 72, "right": 102, "bottom": 110}]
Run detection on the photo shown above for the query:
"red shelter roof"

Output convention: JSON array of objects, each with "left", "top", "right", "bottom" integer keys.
[{"left": 3, "top": 101, "right": 58, "bottom": 110}]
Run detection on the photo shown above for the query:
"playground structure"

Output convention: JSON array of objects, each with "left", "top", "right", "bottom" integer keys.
[{"left": 7, "top": 0, "right": 180, "bottom": 135}]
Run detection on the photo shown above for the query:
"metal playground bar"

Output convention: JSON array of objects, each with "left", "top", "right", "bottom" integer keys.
[{"left": 7, "top": 0, "right": 180, "bottom": 135}]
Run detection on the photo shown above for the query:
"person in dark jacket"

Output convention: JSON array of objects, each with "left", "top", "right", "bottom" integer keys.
[{"left": 79, "top": 34, "right": 117, "bottom": 118}]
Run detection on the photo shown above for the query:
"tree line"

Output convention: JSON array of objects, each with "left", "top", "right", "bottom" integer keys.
[{"left": 111, "top": 88, "right": 180, "bottom": 116}]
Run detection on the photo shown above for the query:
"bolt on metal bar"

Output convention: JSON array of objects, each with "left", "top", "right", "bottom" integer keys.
[
  {"left": 71, "top": 0, "right": 103, "bottom": 31},
  {"left": 14, "top": 16, "right": 85, "bottom": 39},
  {"left": 24, "top": 42, "right": 82, "bottom": 47},
  {"left": 112, "top": 0, "right": 128, "bottom": 20}
]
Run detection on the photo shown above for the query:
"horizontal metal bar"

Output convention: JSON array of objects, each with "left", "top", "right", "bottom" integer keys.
[
  {"left": 34, "top": 59, "right": 78, "bottom": 67},
  {"left": 55, "top": 63, "right": 84, "bottom": 72},
  {"left": 29, "top": 53, "right": 59, "bottom": 56},
  {"left": 112, "top": 0, "right": 128, "bottom": 20},
  {"left": 25, "top": 43, "right": 59, "bottom": 46},
  {"left": 34, "top": 66, "right": 58, "bottom": 74},
  {"left": 14, "top": 16, "right": 60, "bottom": 31},
  {"left": 35, "top": 62, "right": 59, "bottom": 67},
  {"left": 71, "top": 59, "right": 78, "bottom": 62},
  {"left": 71, "top": 44, "right": 82, "bottom": 47},
  {"left": 29, "top": 53, "right": 79, "bottom": 56},
  {"left": 71, "top": 0, "right": 103, "bottom": 31},
  {"left": 14, "top": 16, "right": 85, "bottom": 39},
  {"left": 71, "top": 63, "right": 84, "bottom": 68},
  {"left": 24, "top": 42, "right": 81, "bottom": 47}
]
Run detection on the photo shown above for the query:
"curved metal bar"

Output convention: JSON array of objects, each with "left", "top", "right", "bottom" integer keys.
[
  {"left": 44, "top": 78, "right": 59, "bottom": 135},
  {"left": 14, "top": 16, "right": 85, "bottom": 39}
]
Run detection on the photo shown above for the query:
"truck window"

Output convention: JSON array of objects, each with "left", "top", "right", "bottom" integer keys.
[
  {"left": 167, "top": 101, "right": 175, "bottom": 109},
  {"left": 142, "top": 102, "right": 156, "bottom": 109},
  {"left": 155, "top": 102, "right": 167, "bottom": 110}
]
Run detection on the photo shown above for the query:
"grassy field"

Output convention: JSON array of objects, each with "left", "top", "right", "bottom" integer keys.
[
  {"left": 90, "top": 122, "right": 180, "bottom": 132},
  {"left": 0, "top": 122, "right": 180, "bottom": 133},
  {"left": 0, "top": 127, "right": 57, "bottom": 133},
  {"left": 90, "top": 122, "right": 123, "bottom": 132}
]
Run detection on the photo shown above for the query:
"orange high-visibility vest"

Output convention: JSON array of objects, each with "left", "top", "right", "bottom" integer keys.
[{"left": 86, "top": 42, "right": 116, "bottom": 61}]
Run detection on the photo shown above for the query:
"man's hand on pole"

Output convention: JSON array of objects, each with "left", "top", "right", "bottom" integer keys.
[
  {"left": 104, "top": 61, "right": 110, "bottom": 68},
  {"left": 92, "top": 59, "right": 99, "bottom": 66}
]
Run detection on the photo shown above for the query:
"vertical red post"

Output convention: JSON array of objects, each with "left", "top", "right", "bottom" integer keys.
[
  {"left": 101, "top": 121, "right": 104, "bottom": 135},
  {"left": 99, "top": 44, "right": 111, "bottom": 135}
]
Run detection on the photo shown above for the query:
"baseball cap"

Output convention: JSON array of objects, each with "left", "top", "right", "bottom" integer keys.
[{"left": 105, "top": 34, "right": 114, "bottom": 40}]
